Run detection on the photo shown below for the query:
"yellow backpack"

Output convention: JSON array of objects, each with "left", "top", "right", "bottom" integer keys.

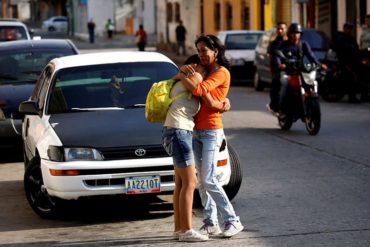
[{"left": 145, "top": 79, "right": 188, "bottom": 123}]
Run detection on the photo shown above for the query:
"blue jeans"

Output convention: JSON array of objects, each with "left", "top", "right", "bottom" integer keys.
[{"left": 193, "top": 129, "right": 239, "bottom": 225}]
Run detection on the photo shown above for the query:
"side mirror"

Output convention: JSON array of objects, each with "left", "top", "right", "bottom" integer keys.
[{"left": 19, "top": 101, "right": 39, "bottom": 115}]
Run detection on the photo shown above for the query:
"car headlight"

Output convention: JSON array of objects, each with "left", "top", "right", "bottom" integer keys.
[{"left": 48, "top": 146, "right": 104, "bottom": 161}]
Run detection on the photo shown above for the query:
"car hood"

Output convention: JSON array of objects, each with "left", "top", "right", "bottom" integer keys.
[
  {"left": 49, "top": 109, "right": 163, "bottom": 148},
  {"left": 0, "top": 82, "right": 35, "bottom": 118},
  {"left": 225, "top": 50, "right": 255, "bottom": 61}
]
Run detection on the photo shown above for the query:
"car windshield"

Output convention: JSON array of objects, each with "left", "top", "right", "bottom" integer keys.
[
  {"left": 47, "top": 62, "right": 178, "bottom": 114},
  {"left": 302, "top": 30, "right": 330, "bottom": 50},
  {"left": 225, "top": 33, "right": 262, "bottom": 50},
  {"left": 0, "top": 50, "right": 75, "bottom": 85},
  {"left": 0, "top": 26, "right": 28, "bottom": 41}
]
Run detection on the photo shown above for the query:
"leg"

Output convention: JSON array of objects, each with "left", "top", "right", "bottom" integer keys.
[
  {"left": 193, "top": 131, "right": 218, "bottom": 225},
  {"left": 173, "top": 168, "right": 182, "bottom": 232},
  {"left": 177, "top": 165, "right": 197, "bottom": 231},
  {"left": 198, "top": 129, "right": 239, "bottom": 224},
  {"left": 269, "top": 75, "right": 281, "bottom": 112}
]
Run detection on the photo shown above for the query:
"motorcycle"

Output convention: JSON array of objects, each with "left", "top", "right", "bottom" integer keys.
[{"left": 276, "top": 50, "right": 321, "bottom": 135}]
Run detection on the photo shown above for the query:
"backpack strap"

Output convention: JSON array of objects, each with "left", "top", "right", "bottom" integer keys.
[
  {"left": 170, "top": 80, "right": 192, "bottom": 102},
  {"left": 171, "top": 91, "right": 190, "bottom": 102}
]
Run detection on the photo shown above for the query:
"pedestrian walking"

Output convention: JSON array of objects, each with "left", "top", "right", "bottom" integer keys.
[
  {"left": 178, "top": 35, "right": 244, "bottom": 238},
  {"left": 105, "top": 18, "right": 114, "bottom": 39},
  {"left": 135, "top": 25, "right": 147, "bottom": 51},
  {"left": 162, "top": 54, "right": 230, "bottom": 242},
  {"left": 87, "top": 18, "right": 95, "bottom": 44},
  {"left": 175, "top": 20, "right": 187, "bottom": 56}
]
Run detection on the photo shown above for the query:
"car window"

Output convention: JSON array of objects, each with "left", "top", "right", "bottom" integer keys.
[
  {"left": 55, "top": 18, "right": 67, "bottom": 23},
  {"left": 225, "top": 33, "right": 262, "bottom": 50},
  {"left": 0, "top": 49, "right": 76, "bottom": 85},
  {"left": 302, "top": 30, "right": 330, "bottom": 50},
  {"left": 47, "top": 62, "right": 178, "bottom": 114},
  {"left": 38, "top": 67, "right": 53, "bottom": 110},
  {"left": 0, "top": 26, "right": 28, "bottom": 41}
]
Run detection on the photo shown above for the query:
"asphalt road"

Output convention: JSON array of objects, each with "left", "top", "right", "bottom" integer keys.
[{"left": 0, "top": 84, "right": 369, "bottom": 246}]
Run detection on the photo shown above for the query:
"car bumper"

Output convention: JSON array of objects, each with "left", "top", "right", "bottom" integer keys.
[{"left": 41, "top": 157, "right": 175, "bottom": 200}]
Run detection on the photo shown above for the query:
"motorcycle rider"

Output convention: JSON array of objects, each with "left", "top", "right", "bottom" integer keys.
[
  {"left": 266, "top": 21, "right": 288, "bottom": 115},
  {"left": 274, "top": 23, "right": 321, "bottom": 109}
]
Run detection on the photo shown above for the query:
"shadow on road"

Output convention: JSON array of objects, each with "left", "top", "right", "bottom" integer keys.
[{"left": 0, "top": 177, "right": 173, "bottom": 232}]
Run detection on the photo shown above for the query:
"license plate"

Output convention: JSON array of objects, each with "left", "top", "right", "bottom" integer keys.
[{"left": 125, "top": 175, "right": 161, "bottom": 194}]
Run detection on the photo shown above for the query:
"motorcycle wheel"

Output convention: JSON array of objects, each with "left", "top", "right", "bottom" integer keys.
[
  {"left": 278, "top": 113, "right": 293, "bottom": 130},
  {"left": 305, "top": 97, "right": 321, "bottom": 135}
]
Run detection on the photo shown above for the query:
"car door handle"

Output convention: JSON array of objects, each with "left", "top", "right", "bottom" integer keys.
[{"left": 25, "top": 118, "right": 30, "bottom": 137}]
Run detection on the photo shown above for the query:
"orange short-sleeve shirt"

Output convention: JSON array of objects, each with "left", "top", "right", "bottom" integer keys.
[{"left": 192, "top": 66, "right": 230, "bottom": 130}]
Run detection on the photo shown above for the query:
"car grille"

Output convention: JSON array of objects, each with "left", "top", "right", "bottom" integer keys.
[{"left": 97, "top": 145, "right": 169, "bottom": 160}]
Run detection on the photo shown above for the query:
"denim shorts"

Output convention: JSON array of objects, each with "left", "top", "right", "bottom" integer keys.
[{"left": 162, "top": 127, "right": 194, "bottom": 168}]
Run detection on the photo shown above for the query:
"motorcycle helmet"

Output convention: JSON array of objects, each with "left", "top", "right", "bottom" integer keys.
[{"left": 288, "top": 23, "right": 303, "bottom": 35}]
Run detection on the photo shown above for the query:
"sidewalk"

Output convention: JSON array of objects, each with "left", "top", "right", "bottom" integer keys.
[{"left": 70, "top": 33, "right": 188, "bottom": 67}]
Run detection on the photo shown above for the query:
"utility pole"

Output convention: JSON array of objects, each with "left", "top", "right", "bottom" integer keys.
[
  {"left": 200, "top": 0, "right": 204, "bottom": 34},
  {"left": 2, "top": 0, "right": 8, "bottom": 18}
]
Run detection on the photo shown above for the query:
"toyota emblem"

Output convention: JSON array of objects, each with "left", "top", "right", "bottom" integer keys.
[{"left": 134, "top": 148, "right": 146, "bottom": 157}]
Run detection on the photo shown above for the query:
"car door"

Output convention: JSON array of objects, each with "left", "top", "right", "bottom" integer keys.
[{"left": 23, "top": 65, "right": 54, "bottom": 160}]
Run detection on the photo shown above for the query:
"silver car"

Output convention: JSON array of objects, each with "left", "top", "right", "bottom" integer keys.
[{"left": 217, "top": 30, "right": 263, "bottom": 85}]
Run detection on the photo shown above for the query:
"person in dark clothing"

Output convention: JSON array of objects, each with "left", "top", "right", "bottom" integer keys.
[
  {"left": 331, "top": 22, "right": 361, "bottom": 102},
  {"left": 175, "top": 20, "right": 187, "bottom": 56},
  {"left": 266, "top": 22, "right": 288, "bottom": 114},
  {"left": 275, "top": 23, "right": 321, "bottom": 108},
  {"left": 87, "top": 19, "right": 95, "bottom": 44}
]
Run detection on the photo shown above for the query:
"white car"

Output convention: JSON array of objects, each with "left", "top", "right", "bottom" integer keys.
[
  {"left": 217, "top": 30, "right": 263, "bottom": 84},
  {"left": 42, "top": 16, "right": 68, "bottom": 32},
  {"left": 0, "top": 19, "right": 31, "bottom": 41},
  {"left": 19, "top": 51, "right": 242, "bottom": 218}
]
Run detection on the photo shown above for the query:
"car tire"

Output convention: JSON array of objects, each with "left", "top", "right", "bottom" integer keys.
[
  {"left": 24, "top": 160, "right": 62, "bottom": 218},
  {"left": 223, "top": 144, "right": 243, "bottom": 201},
  {"left": 254, "top": 71, "right": 264, "bottom": 91},
  {"left": 48, "top": 26, "right": 56, "bottom": 32}
]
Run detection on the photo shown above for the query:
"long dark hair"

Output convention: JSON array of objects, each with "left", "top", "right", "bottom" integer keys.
[{"left": 195, "top": 34, "right": 230, "bottom": 70}]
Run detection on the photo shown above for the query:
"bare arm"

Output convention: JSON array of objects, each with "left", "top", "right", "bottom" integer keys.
[{"left": 202, "top": 95, "right": 230, "bottom": 112}]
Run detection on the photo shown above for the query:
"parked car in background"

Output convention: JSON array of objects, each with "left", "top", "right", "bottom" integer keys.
[
  {"left": 217, "top": 30, "right": 263, "bottom": 85},
  {"left": 0, "top": 39, "right": 79, "bottom": 148},
  {"left": 19, "top": 51, "right": 242, "bottom": 218},
  {"left": 42, "top": 16, "right": 68, "bottom": 32},
  {"left": 254, "top": 28, "right": 330, "bottom": 91},
  {"left": 0, "top": 19, "right": 31, "bottom": 41}
]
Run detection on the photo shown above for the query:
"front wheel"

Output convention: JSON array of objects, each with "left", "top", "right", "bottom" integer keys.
[
  {"left": 305, "top": 97, "right": 321, "bottom": 135},
  {"left": 24, "top": 161, "right": 62, "bottom": 218}
]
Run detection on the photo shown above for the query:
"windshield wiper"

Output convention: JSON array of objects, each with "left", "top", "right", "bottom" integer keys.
[
  {"left": 22, "top": 70, "right": 42, "bottom": 75},
  {"left": 122, "top": 104, "right": 146, "bottom": 109},
  {"left": 0, "top": 73, "right": 18, "bottom": 80}
]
